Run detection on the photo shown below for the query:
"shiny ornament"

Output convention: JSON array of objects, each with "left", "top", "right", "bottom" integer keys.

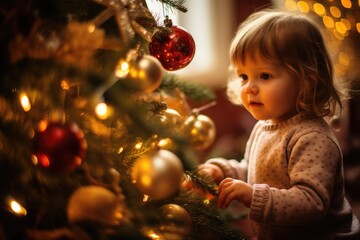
[
  {"left": 67, "top": 185, "right": 124, "bottom": 226},
  {"left": 32, "top": 120, "right": 87, "bottom": 173},
  {"left": 184, "top": 113, "right": 216, "bottom": 150},
  {"left": 159, "top": 108, "right": 184, "bottom": 134},
  {"left": 157, "top": 204, "right": 192, "bottom": 238},
  {"left": 131, "top": 149, "right": 184, "bottom": 199},
  {"left": 149, "top": 17, "right": 195, "bottom": 71},
  {"left": 129, "top": 55, "right": 163, "bottom": 93}
]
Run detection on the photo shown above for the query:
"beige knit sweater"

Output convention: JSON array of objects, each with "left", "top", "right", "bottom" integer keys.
[{"left": 207, "top": 113, "right": 360, "bottom": 239}]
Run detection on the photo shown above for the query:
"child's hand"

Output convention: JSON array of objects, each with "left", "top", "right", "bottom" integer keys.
[
  {"left": 217, "top": 178, "right": 253, "bottom": 208},
  {"left": 198, "top": 163, "right": 224, "bottom": 184}
]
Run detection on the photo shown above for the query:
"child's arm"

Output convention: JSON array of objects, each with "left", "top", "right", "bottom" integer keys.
[
  {"left": 217, "top": 178, "right": 253, "bottom": 208},
  {"left": 199, "top": 158, "right": 248, "bottom": 184}
]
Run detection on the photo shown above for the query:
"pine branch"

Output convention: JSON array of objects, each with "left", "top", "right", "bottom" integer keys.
[
  {"left": 184, "top": 170, "right": 218, "bottom": 195},
  {"left": 160, "top": 73, "right": 216, "bottom": 101},
  {"left": 157, "top": 0, "right": 188, "bottom": 13}
]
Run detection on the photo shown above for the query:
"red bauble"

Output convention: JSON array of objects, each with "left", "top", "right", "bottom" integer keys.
[
  {"left": 149, "top": 25, "right": 195, "bottom": 71},
  {"left": 32, "top": 121, "right": 87, "bottom": 173}
]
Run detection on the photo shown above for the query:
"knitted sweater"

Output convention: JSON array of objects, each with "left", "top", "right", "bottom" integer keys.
[{"left": 207, "top": 113, "right": 360, "bottom": 239}]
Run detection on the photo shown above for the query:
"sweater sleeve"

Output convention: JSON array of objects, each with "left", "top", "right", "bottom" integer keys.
[{"left": 206, "top": 158, "right": 247, "bottom": 181}]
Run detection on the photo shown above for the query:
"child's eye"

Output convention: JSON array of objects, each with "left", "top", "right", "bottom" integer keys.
[
  {"left": 260, "top": 73, "right": 271, "bottom": 80},
  {"left": 239, "top": 74, "right": 248, "bottom": 81}
]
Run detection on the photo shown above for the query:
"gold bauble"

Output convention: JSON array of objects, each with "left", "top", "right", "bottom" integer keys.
[
  {"left": 131, "top": 149, "right": 184, "bottom": 199},
  {"left": 67, "top": 185, "right": 124, "bottom": 226},
  {"left": 129, "top": 55, "right": 163, "bottom": 93},
  {"left": 159, "top": 108, "right": 184, "bottom": 134},
  {"left": 158, "top": 204, "right": 192, "bottom": 238},
  {"left": 184, "top": 113, "right": 216, "bottom": 150}
]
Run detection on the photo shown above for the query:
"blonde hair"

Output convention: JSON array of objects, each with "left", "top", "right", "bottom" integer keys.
[{"left": 227, "top": 9, "right": 342, "bottom": 117}]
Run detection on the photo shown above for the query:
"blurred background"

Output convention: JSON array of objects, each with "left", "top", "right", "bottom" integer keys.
[{"left": 148, "top": 0, "right": 360, "bottom": 219}]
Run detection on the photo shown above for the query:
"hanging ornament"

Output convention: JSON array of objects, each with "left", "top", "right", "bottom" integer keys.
[
  {"left": 156, "top": 204, "right": 192, "bottom": 240},
  {"left": 158, "top": 108, "right": 184, "bottom": 133},
  {"left": 131, "top": 149, "right": 184, "bottom": 199},
  {"left": 129, "top": 54, "right": 163, "bottom": 93},
  {"left": 32, "top": 120, "right": 87, "bottom": 173},
  {"left": 184, "top": 111, "right": 216, "bottom": 151},
  {"left": 149, "top": 16, "right": 196, "bottom": 71},
  {"left": 67, "top": 185, "right": 125, "bottom": 226}
]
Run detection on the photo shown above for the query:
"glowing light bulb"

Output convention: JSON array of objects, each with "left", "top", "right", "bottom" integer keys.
[
  {"left": 95, "top": 102, "right": 108, "bottom": 120},
  {"left": 330, "top": 6, "right": 341, "bottom": 18},
  {"left": 20, "top": 93, "right": 31, "bottom": 112},
  {"left": 134, "top": 141, "right": 143, "bottom": 149},
  {"left": 313, "top": 3, "right": 326, "bottom": 16},
  {"left": 115, "top": 59, "right": 130, "bottom": 78},
  {"left": 297, "top": 1, "right": 310, "bottom": 13},
  {"left": 284, "top": 0, "right": 297, "bottom": 11},
  {"left": 8, "top": 199, "right": 27, "bottom": 216}
]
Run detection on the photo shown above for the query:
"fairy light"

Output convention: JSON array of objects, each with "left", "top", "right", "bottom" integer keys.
[
  {"left": 87, "top": 23, "right": 96, "bottom": 33},
  {"left": 313, "top": 3, "right": 326, "bottom": 16},
  {"left": 115, "top": 59, "right": 130, "bottom": 78},
  {"left": 143, "top": 194, "right": 149, "bottom": 202},
  {"left": 118, "top": 147, "right": 124, "bottom": 154},
  {"left": 19, "top": 93, "right": 31, "bottom": 112},
  {"left": 134, "top": 141, "right": 143, "bottom": 149},
  {"left": 330, "top": 6, "right": 341, "bottom": 18},
  {"left": 335, "top": 21, "right": 348, "bottom": 35},
  {"left": 95, "top": 102, "right": 108, "bottom": 120},
  {"left": 284, "top": 0, "right": 298, "bottom": 11},
  {"left": 341, "top": 0, "right": 352, "bottom": 9},
  {"left": 341, "top": 18, "right": 352, "bottom": 30},
  {"left": 8, "top": 198, "right": 27, "bottom": 216},
  {"left": 323, "top": 15, "right": 335, "bottom": 28},
  {"left": 60, "top": 79, "right": 70, "bottom": 90},
  {"left": 37, "top": 120, "right": 48, "bottom": 132},
  {"left": 297, "top": 1, "right": 310, "bottom": 13}
]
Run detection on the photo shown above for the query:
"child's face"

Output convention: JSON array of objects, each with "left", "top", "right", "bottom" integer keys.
[{"left": 236, "top": 52, "right": 300, "bottom": 124}]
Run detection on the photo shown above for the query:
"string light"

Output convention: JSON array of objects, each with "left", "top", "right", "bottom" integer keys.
[
  {"left": 95, "top": 102, "right": 109, "bottom": 120},
  {"left": 7, "top": 198, "right": 27, "bottom": 216},
  {"left": 330, "top": 6, "right": 342, "bottom": 18},
  {"left": 19, "top": 93, "right": 31, "bottom": 112},
  {"left": 280, "top": 0, "right": 359, "bottom": 80},
  {"left": 134, "top": 141, "right": 143, "bottom": 149},
  {"left": 115, "top": 59, "right": 130, "bottom": 78},
  {"left": 297, "top": 1, "right": 310, "bottom": 13},
  {"left": 313, "top": 3, "right": 326, "bottom": 16}
]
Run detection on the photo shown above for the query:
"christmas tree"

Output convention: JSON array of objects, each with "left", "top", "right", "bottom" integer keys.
[{"left": 0, "top": 0, "right": 245, "bottom": 239}]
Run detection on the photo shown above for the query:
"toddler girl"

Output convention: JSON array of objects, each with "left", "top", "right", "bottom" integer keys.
[{"left": 199, "top": 9, "right": 360, "bottom": 239}]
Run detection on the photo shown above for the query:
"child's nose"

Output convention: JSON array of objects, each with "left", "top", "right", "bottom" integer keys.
[{"left": 244, "top": 81, "right": 258, "bottom": 94}]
